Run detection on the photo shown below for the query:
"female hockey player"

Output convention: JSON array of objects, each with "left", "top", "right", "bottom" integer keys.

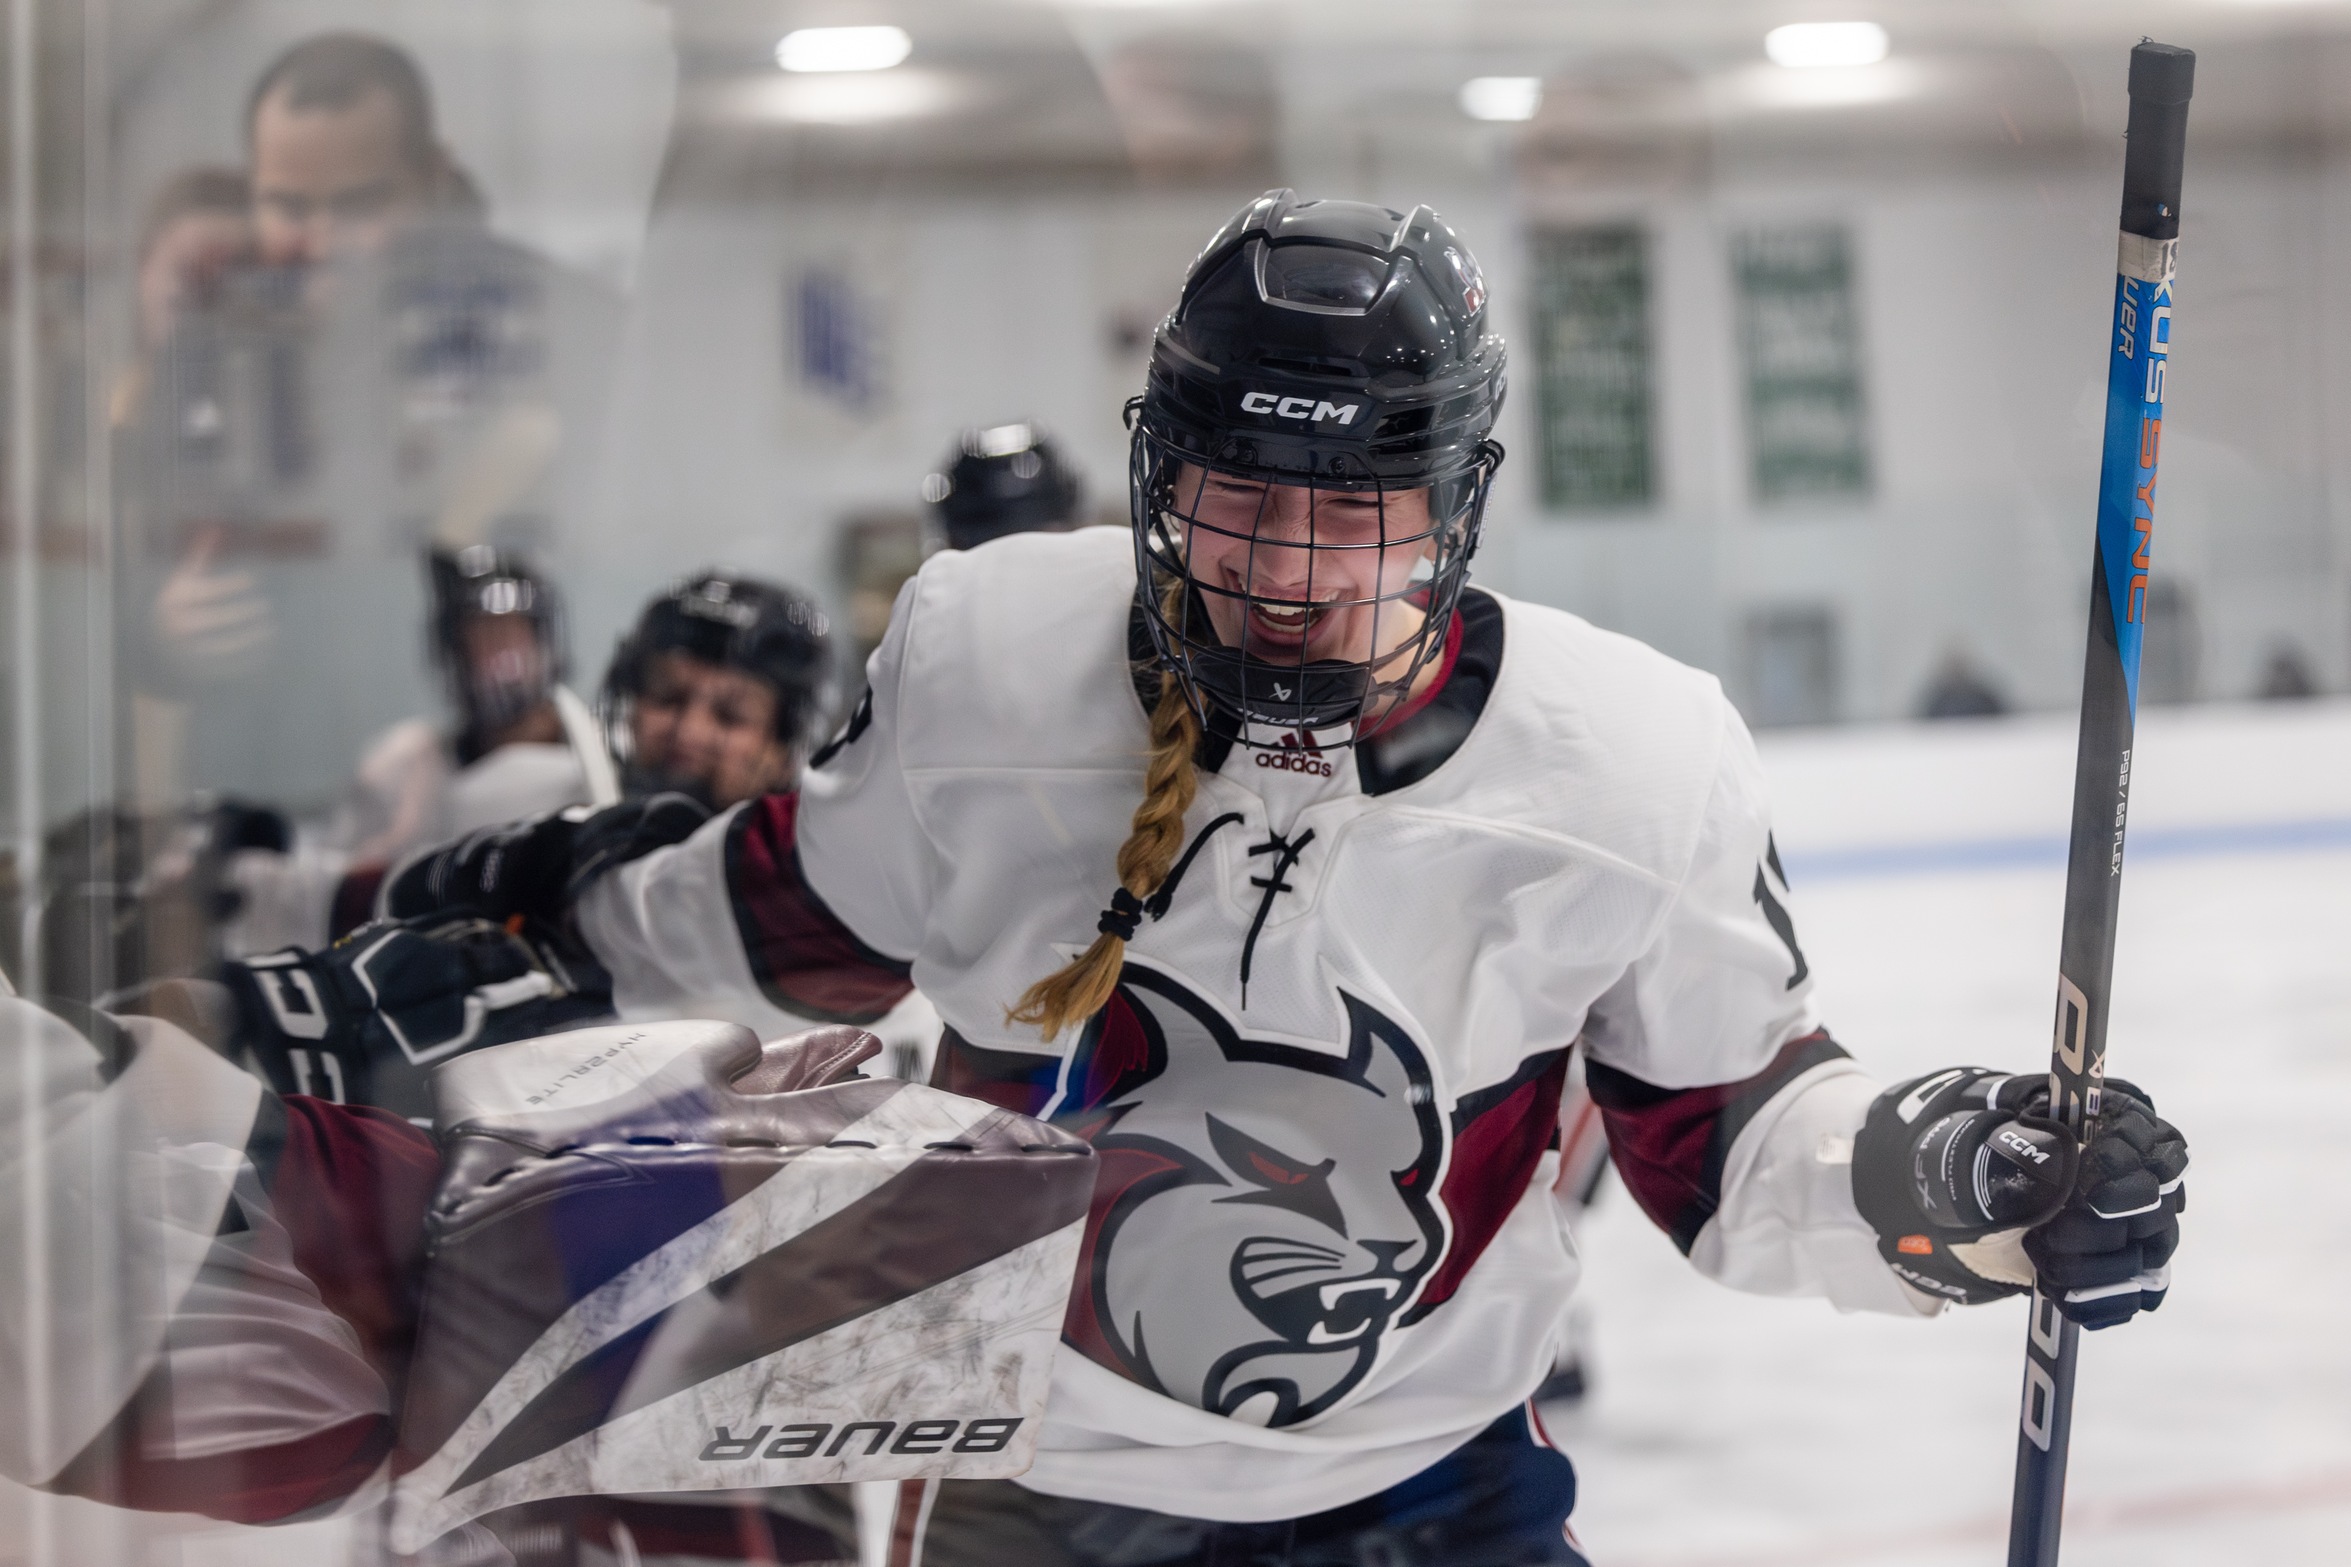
[{"left": 20, "top": 192, "right": 2187, "bottom": 1567}]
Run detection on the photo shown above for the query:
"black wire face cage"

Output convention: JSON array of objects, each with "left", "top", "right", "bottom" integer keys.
[{"left": 1131, "top": 421, "right": 1499, "bottom": 746}]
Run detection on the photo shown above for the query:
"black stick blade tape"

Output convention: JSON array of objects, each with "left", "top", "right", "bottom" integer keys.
[
  {"left": 2129, "top": 42, "right": 2196, "bottom": 105},
  {"left": 2122, "top": 42, "right": 2195, "bottom": 240}
]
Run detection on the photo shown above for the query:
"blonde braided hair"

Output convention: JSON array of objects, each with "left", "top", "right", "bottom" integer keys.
[{"left": 1009, "top": 662, "right": 1201, "bottom": 1040}]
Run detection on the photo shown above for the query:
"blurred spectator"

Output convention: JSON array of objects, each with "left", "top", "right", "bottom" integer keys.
[
  {"left": 1918, "top": 647, "right": 2008, "bottom": 719},
  {"left": 130, "top": 168, "right": 253, "bottom": 361},
  {"left": 116, "top": 176, "right": 279, "bottom": 681},
  {"left": 245, "top": 32, "right": 484, "bottom": 268},
  {"left": 131, "top": 32, "right": 499, "bottom": 715},
  {"left": 2256, "top": 642, "right": 2319, "bottom": 700},
  {"left": 124, "top": 30, "right": 625, "bottom": 820},
  {"left": 602, "top": 573, "right": 833, "bottom": 810}
]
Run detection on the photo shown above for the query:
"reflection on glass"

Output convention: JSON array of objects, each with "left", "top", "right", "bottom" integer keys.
[{"left": 0, "top": 7, "right": 2341, "bottom": 1565}]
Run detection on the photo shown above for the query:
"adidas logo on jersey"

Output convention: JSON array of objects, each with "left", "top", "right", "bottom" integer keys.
[{"left": 1255, "top": 731, "right": 1335, "bottom": 777}]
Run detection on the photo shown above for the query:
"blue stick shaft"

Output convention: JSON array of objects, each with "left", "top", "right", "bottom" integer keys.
[{"left": 2005, "top": 41, "right": 2193, "bottom": 1567}]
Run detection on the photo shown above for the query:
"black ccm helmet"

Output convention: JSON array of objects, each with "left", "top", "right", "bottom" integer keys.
[
  {"left": 923, "top": 422, "right": 1084, "bottom": 550},
  {"left": 1133, "top": 190, "right": 1505, "bottom": 740},
  {"left": 428, "top": 545, "right": 564, "bottom": 748},
  {"left": 601, "top": 572, "right": 833, "bottom": 789}
]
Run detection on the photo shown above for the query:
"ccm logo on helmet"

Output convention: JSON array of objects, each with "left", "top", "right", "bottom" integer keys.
[{"left": 1240, "top": 391, "right": 1362, "bottom": 425}]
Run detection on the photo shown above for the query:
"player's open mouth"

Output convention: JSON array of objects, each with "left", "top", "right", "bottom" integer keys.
[{"left": 1243, "top": 596, "right": 1336, "bottom": 648}]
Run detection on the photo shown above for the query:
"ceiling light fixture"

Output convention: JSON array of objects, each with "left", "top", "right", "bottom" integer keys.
[
  {"left": 1459, "top": 76, "right": 1542, "bottom": 123},
  {"left": 1763, "top": 22, "right": 1889, "bottom": 69},
  {"left": 737, "top": 69, "right": 961, "bottom": 124},
  {"left": 776, "top": 25, "right": 913, "bottom": 74}
]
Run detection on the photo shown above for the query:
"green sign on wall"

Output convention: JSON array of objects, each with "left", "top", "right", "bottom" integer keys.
[
  {"left": 1733, "top": 225, "right": 1872, "bottom": 504},
  {"left": 1533, "top": 226, "right": 1653, "bottom": 514}
]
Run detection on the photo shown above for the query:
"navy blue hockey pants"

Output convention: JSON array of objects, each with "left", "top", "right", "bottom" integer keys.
[{"left": 867, "top": 1402, "right": 1590, "bottom": 1567}]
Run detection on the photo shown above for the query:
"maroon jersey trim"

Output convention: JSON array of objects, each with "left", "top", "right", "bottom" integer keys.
[
  {"left": 726, "top": 792, "right": 916, "bottom": 1026},
  {"left": 48, "top": 1409, "right": 393, "bottom": 1524},
  {"left": 47, "top": 1095, "right": 437, "bottom": 1524},
  {"left": 1585, "top": 1030, "right": 1851, "bottom": 1255},
  {"left": 1402, "top": 1046, "right": 1571, "bottom": 1324}
]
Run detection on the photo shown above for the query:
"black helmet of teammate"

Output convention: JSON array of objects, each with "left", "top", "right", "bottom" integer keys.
[
  {"left": 923, "top": 422, "right": 1085, "bottom": 550},
  {"left": 1132, "top": 190, "right": 1506, "bottom": 740},
  {"left": 428, "top": 545, "right": 563, "bottom": 748},
  {"left": 601, "top": 572, "right": 832, "bottom": 785}
]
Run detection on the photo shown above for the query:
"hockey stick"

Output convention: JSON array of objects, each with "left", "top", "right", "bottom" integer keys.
[{"left": 2005, "top": 40, "right": 2194, "bottom": 1567}]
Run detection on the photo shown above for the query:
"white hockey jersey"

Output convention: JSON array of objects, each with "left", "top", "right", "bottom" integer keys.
[{"left": 578, "top": 527, "right": 1930, "bottom": 1522}]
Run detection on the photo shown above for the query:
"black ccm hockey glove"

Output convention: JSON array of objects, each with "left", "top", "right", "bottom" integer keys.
[
  {"left": 381, "top": 793, "right": 711, "bottom": 928},
  {"left": 1853, "top": 1067, "right": 2187, "bottom": 1330},
  {"left": 222, "top": 913, "right": 613, "bottom": 1119}
]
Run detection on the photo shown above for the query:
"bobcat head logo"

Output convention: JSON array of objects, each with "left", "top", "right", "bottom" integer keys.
[{"left": 1056, "top": 967, "right": 1448, "bottom": 1428}]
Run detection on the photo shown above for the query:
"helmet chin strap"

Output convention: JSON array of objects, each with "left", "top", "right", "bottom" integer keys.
[{"left": 1150, "top": 551, "right": 1464, "bottom": 747}]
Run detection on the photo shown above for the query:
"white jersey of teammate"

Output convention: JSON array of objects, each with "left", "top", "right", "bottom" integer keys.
[
  {"left": 222, "top": 685, "right": 614, "bottom": 956},
  {"left": 578, "top": 527, "right": 1931, "bottom": 1521}
]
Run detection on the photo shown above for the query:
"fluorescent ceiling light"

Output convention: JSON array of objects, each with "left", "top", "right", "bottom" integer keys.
[
  {"left": 1764, "top": 22, "right": 1889, "bottom": 69},
  {"left": 1460, "top": 76, "right": 1542, "bottom": 122},
  {"left": 776, "top": 25, "right": 912, "bottom": 73},
  {"left": 727, "top": 69, "right": 964, "bottom": 124},
  {"left": 1717, "top": 55, "right": 1924, "bottom": 113}
]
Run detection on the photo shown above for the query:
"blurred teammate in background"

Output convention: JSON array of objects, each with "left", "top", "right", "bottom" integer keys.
[
  {"left": 923, "top": 421, "right": 1086, "bottom": 551},
  {"left": 602, "top": 572, "right": 833, "bottom": 811},
  {"left": 217, "top": 546, "right": 613, "bottom": 956},
  {"left": 839, "top": 423, "right": 1085, "bottom": 689},
  {"left": 599, "top": 572, "right": 952, "bottom": 1084}
]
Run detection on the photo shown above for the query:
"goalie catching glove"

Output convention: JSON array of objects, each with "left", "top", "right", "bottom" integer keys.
[{"left": 1853, "top": 1067, "right": 2186, "bottom": 1329}]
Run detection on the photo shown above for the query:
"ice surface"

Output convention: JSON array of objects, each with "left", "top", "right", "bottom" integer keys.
[{"left": 1554, "top": 700, "right": 2351, "bottom": 1566}]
